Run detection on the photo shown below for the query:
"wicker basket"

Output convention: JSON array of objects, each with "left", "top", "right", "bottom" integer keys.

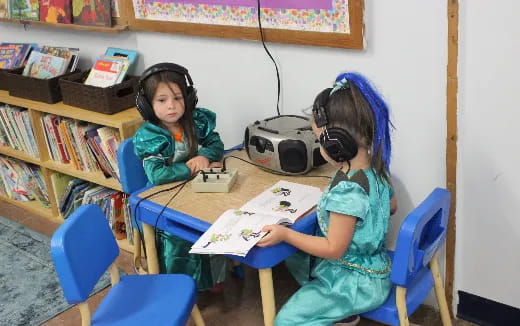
[
  {"left": 59, "top": 70, "right": 139, "bottom": 115},
  {"left": 6, "top": 70, "right": 77, "bottom": 104},
  {"left": 0, "top": 67, "right": 24, "bottom": 91}
]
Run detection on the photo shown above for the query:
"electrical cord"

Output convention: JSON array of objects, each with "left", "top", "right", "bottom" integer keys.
[
  {"left": 257, "top": 0, "right": 281, "bottom": 116},
  {"left": 222, "top": 155, "right": 331, "bottom": 180}
]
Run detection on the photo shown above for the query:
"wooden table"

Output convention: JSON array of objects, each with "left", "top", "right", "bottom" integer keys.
[{"left": 130, "top": 150, "right": 335, "bottom": 326}]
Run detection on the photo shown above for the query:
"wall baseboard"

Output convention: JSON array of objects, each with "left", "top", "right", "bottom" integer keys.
[{"left": 457, "top": 291, "right": 520, "bottom": 325}]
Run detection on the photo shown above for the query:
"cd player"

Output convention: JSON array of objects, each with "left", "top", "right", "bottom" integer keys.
[{"left": 244, "top": 115, "right": 326, "bottom": 175}]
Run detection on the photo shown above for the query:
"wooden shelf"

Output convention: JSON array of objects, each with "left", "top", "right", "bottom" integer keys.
[
  {"left": 42, "top": 159, "right": 122, "bottom": 191},
  {"left": 0, "top": 90, "right": 143, "bottom": 255},
  {"left": 0, "top": 144, "right": 41, "bottom": 165},
  {"left": 0, "top": 18, "right": 127, "bottom": 34},
  {"left": 0, "top": 91, "right": 142, "bottom": 131},
  {"left": 0, "top": 194, "right": 56, "bottom": 221}
]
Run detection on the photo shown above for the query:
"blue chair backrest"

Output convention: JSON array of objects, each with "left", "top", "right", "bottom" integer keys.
[
  {"left": 51, "top": 205, "right": 119, "bottom": 303},
  {"left": 117, "top": 138, "right": 148, "bottom": 194},
  {"left": 390, "top": 188, "right": 451, "bottom": 287}
]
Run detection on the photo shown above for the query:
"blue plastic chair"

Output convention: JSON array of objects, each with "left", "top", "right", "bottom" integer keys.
[
  {"left": 361, "top": 188, "right": 453, "bottom": 326},
  {"left": 117, "top": 138, "right": 150, "bottom": 273},
  {"left": 117, "top": 138, "right": 245, "bottom": 279},
  {"left": 50, "top": 204, "right": 205, "bottom": 326}
]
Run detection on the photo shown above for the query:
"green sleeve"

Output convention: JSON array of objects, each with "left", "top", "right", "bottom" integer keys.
[
  {"left": 193, "top": 108, "right": 224, "bottom": 162},
  {"left": 197, "top": 131, "right": 224, "bottom": 162},
  {"left": 143, "top": 156, "right": 191, "bottom": 185}
]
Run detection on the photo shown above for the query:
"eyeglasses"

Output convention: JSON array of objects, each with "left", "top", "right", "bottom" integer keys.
[{"left": 301, "top": 105, "right": 314, "bottom": 117}]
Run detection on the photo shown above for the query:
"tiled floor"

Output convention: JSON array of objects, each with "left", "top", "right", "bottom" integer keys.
[{"left": 1, "top": 201, "right": 476, "bottom": 326}]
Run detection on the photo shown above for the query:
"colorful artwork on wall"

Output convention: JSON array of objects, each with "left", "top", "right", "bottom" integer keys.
[{"left": 132, "top": 0, "right": 351, "bottom": 34}]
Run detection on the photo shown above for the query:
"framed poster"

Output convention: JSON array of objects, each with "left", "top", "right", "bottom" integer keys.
[{"left": 124, "top": 0, "right": 364, "bottom": 49}]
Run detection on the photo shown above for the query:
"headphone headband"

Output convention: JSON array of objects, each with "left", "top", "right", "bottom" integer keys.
[
  {"left": 139, "top": 62, "right": 194, "bottom": 88},
  {"left": 136, "top": 62, "right": 198, "bottom": 123}
]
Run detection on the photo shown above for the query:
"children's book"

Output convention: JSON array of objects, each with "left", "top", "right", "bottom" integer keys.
[
  {"left": 84, "top": 57, "right": 125, "bottom": 87},
  {"left": 190, "top": 180, "right": 322, "bottom": 257},
  {"left": 0, "top": 0, "right": 9, "bottom": 18},
  {"left": 104, "top": 47, "right": 138, "bottom": 74},
  {"left": 40, "top": 0, "right": 72, "bottom": 23},
  {"left": 72, "top": 0, "right": 111, "bottom": 27},
  {"left": 10, "top": 0, "right": 39, "bottom": 20}
]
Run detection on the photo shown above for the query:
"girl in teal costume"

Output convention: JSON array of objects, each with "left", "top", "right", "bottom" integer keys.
[
  {"left": 258, "top": 72, "right": 397, "bottom": 326},
  {"left": 133, "top": 62, "right": 227, "bottom": 291}
]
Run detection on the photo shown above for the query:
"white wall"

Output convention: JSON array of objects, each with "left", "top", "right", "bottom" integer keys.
[
  {"left": 1, "top": 0, "right": 448, "bottom": 302},
  {"left": 457, "top": 1, "right": 520, "bottom": 309}
]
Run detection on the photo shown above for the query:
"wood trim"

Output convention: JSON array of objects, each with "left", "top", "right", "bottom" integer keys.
[
  {"left": 0, "top": 18, "right": 127, "bottom": 34},
  {"left": 445, "top": 0, "right": 459, "bottom": 314},
  {"left": 122, "top": 0, "right": 364, "bottom": 49}
]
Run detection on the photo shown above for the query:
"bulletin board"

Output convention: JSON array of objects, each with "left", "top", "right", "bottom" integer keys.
[{"left": 122, "top": 0, "right": 364, "bottom": 49}]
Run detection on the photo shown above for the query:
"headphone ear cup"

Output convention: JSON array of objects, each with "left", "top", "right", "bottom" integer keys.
[
  {"left": 136, "top": 90, "right": 157, "bottom": 122},
  {"left": 185, "top": 86, "right": 198, "bottom": 111},
  {"left": 319, "top": 128, "right": 358, "bottom": 162}
]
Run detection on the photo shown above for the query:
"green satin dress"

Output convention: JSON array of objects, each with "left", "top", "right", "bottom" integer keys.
[
  {"left": 276, "top": 169, "right": 393, "bottom": 326},
  {"left": 133, "top": 108, "right": 227, "bottom": 290}
]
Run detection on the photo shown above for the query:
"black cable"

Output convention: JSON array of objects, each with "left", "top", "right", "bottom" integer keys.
[
  {"left": 132, "top": 173, "right": 198, "bottom": 272},
  {"left": 153, "top": 180, "right": 188, "bottom": 250},
  {"left": 223, "top": 155, "right": 331, "bottom": 179},
  {"left": 257, "top": 0, "right": 281, "bottom": 116}
]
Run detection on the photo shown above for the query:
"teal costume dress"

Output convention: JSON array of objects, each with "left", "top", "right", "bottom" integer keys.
[
  {"left": 133, "top": 108, "right": 227, "bottom": 290},
  {"left": 276, "top": 169, "right": 393, "bottom": 326}
]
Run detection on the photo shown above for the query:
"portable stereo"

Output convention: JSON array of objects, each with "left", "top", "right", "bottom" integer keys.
[{"left": 244, "top": 115, "right": 327, "bottom": 175}]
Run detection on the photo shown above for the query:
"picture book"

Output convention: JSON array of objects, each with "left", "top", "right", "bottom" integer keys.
[
  {"left": 104, "top": 47, "right": 138, "bottom": 74},
  {"left": 72, "top": 0, "right": 111, "bottom": 27},
  {"left": 22, "top": 49, "right": 69, "bottom": 79},
  {"left": 0, "top": 43, "right": 33, "bottom": 69},
  {"left": 190, "top": 180, "right": 322, "bottom": 257},
  {"left": 0, "top": 0, "right": 9, "bottom": 18},
  {"left": 84, "top": 57, "right": 125, "bottom": 87},
  {"left": 40, "top": 0, "right": 71, "bottom": 23},
  {"left": 10, "top": 0, "right": 39, "bottom": 21}
]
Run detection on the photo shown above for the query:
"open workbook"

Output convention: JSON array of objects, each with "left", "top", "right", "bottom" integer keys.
[{"left": 190, "top": 180, "right": 322, "bottom": 257}]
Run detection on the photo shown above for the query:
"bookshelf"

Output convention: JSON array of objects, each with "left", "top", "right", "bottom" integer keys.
[{"left": 0, "top": 90, "right": 142, "bottom": 253}]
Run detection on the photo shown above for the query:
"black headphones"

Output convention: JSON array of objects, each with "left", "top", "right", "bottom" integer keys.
[
  {"left": 312, "top": 88, "right": 358, "bottom": 162},
  {"left": 136, "top": 62, "right": 198, "bottom": 123}
]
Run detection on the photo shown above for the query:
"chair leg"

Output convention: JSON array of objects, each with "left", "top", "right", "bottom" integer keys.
[
  {"left": 190, "top": 304, "right": 205, "bottom": 326},
  {"left": 78, "top": 302, "right": 91, "bottom": 326},
  {"left": 395, "top": 286, "right": 410, "bottom": 326},
  {"left": 258, "top": 268, "right": 276, "bottom": 326},
  {"left": 430, "top": 253, "right": 453, "bottom": 326}
]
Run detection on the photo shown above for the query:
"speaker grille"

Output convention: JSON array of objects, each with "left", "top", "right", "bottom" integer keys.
[{"left": 278, "top": 140, "right": 307, "bottom": 173}]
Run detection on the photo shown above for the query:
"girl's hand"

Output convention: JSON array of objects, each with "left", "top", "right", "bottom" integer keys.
[
  {"left": 186, "top": 155, "right": 210, "bottom": 174},
  {"left": 257, "top": 224, "right": 288, "bottom": 247},
  {"left": 209, "top": 161, "right": 223, "bottom": 168}
]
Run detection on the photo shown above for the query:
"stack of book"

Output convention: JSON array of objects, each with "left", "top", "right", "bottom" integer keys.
[
  {"left": 0, "top": 42, "right": 34, "bottom": 69},
  {"left": 0, "top": 155, "right": 49, "bottom": 207},
  {"left": 41, "top": 114, "right": 121, "bottom": 180},
  {"left": 22, "top": 46, "right": 79, "bottom": 79},
  {"left": 84, "top": 47, "right": 138, "bottom": 88},
  {"left": 51, "top": 172, "right": 133, "bottom": 242},
  {"left": 190, "top": 180, "right": 322, "bottom": 257},
  {"left": 0, "top": 104, "right": 39, "bottom": 158}
]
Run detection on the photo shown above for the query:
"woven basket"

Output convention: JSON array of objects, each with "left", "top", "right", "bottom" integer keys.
[
  {"left": 0, "top": 67, "right": 24, "bottom": 91},
  {"left": 6, "top": 70, "right": 77, "bottom": 104},
  {"left": 59, "top": 70, "right": 139, "bottom": 115}
]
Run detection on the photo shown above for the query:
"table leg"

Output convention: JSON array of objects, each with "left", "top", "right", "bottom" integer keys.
[
  {"left": 142, "top": 223, "right": 160, "bottom": 274},
  {"left": 258, "top": 268, "right": 276, "bottom": 326}
]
